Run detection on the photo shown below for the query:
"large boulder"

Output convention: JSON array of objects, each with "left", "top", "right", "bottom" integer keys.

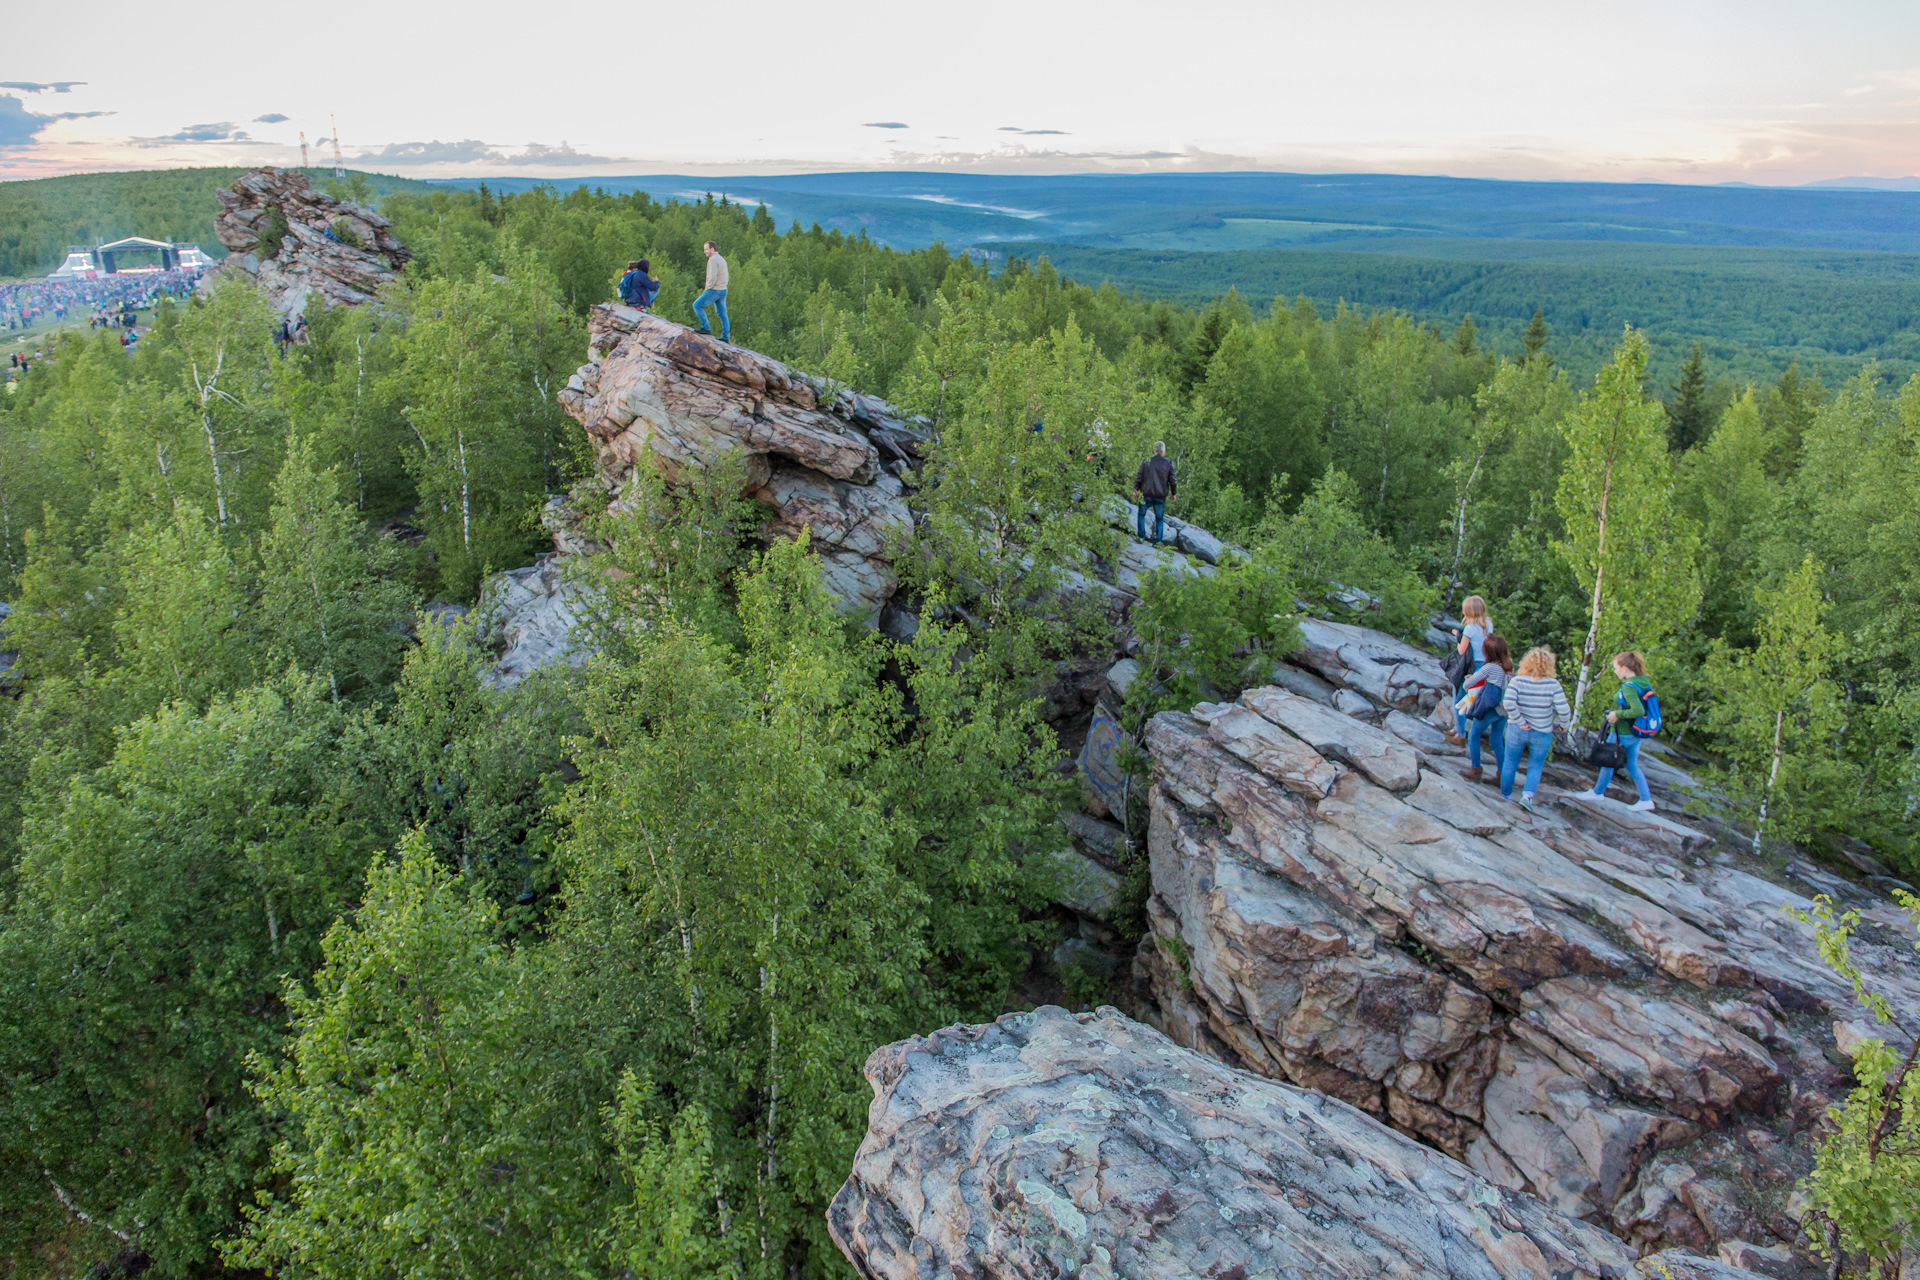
[
  {"left": 554, "top": 305, "right": 916, "bottom": 624},
  {"left": 1132, "top": 658, "right": 1920, "bottom": 1260},
  {"left": 208, "top": 168, "right": 409, "bottom": 316},
  {"left": 829, "top": 1004, "right": 1719, "bottom": 1280}
]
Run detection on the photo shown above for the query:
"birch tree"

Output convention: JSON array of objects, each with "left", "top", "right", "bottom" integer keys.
[
  {"left": 1704, "top": 556, "right": 1843, "bottom": 852},
  {"left": 400, "top": 253, "right": 582, "bottom": 597},
  {"left": 258, "top": 438, "right": 413, "bottom": 701},
  {"left": 1553, "top": 328, "right": 1702, "bottom": 717}
]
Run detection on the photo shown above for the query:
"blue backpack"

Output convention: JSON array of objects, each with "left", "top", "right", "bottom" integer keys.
[
  {"left": 617, "top": 270, "right": 640, "bottom": 305},
  {"left": 1622, "top": 679, "right": 1662, "bottom": 737}
]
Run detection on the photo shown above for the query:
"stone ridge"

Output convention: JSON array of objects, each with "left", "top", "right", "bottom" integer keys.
[
  {"left": 829, "top": 1004, "right": 1653, "bottom": 1280},
  {"left": 1132, "top": 672, "right": 1920, "bottom": 1259},
  {"left": 210, "top": 167, "right": 409, "bottom": 315},
  {"left": 550, "top": 304, "right": 921, "bottom": 628}
]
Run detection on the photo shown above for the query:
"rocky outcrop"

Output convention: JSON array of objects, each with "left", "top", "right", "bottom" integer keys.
[
  {"left": 476, "top": 553, "right": 587, "bottom": 687},
  {"left": 554, "top": 305, "right": 919, "bottom": 624},
  {"left": 1131, "top": 647, "right": 1920, "bottom": 1263},
  {"left": 210, "top": 168, "right": 410, "bottom": 316},
  {"left": 828, "top": 1004, "right": 1754, "bottom": 1279}
]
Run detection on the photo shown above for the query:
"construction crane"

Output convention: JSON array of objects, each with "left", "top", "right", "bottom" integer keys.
[
  {"left": 299, "top": 130, "right": 309, "bottom": 169},
  {"left": 330, "top": 115, "right": 345, "bottom": 179}
]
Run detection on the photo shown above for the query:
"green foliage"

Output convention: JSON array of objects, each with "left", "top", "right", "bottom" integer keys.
[
  {"left": 1704, "top": 557, "right": 1845, "bottom": 852},
  {"left": 258, "top": 438, "right": 415, "bottom": 700},
  {"left": 1028, "top": 242, "right": 1920, "bottom": 389},
  {"left": 1790, "top": 893, "right": 1920, "bottom": 1277},
  {"left": 359, "top": 621, "right": 576, "bottom": 927},
  {"left": 1553, "top": 328, "right": 1703, "bottom": 718},
  {"left": 11, "top": 166, "right": 1920, "bottom": 1278},
  {"left": 1258, "top": 468, "right": 1438, "bottom": 640},
  {"left": 576, "top": 449, "right": 765, "bottom": 651},
  {"left": 396, "top": 250, "right": 585, "bottom": 596},
  {"left": 1667, "top": 342, "right": 1711, "bottom": 451},
  {"left": 228, "top": 831, "right": 606, "bottom": 1280},
  {"left": 555, "top": 553, "right": 928, "bottom": 1274},
  {"left": 1126, "top": 552, "right": 1302, "bottom": 723},
  {"left": 0, "top": 676, "right": 379, "bottom": 1274},
  {"left": 908, "top": 319, "right": 1119, "bottom": 682}
]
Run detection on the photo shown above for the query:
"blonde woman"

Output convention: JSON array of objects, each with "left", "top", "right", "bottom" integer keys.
[
  {"left": 1444, "top": 596, "right": 1492, "bottom": 745},
  {"left": 1500, "top": 646, "right": 1572, "bottom": 808}
]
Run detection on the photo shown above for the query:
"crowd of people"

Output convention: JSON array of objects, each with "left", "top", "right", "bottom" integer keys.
[
  {"left": 1445, "top": 595, "right": 1663, "bottom": 811},
  {"left": 3, "top": 266, "right": 205, "bottom": 336}
]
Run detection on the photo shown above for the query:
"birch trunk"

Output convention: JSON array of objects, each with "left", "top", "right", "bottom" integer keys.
[
  {"left": 1444, "top": 439, "right": 1498, "bottom": 613},
  {"left": 457, "top": 428, "right": 471, "bottom": 552},
  {"left": 1573, "top": 456, "right": 1617, "bottom": 718},
  {"left": 191, "top": 349, "right": 231, "bottom": 529},
  {"left": 1753, "top": 707, "right": 1784, "bottom": 854}
]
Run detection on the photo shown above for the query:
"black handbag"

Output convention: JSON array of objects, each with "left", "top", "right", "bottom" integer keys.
[
  {"left": 1441, "top": 644, "right": 1473, "bottom": 687},
  {"left": 1585, "top": 728, "right": 1629, "bottom": 770}
]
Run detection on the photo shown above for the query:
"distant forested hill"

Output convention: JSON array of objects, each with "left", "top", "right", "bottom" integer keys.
[
  {"left": 0, "top": 167, "right": 434, "bottom": 278},
  {"left": 1024, "top": 241, "right": 1920, "bottom": 388}
]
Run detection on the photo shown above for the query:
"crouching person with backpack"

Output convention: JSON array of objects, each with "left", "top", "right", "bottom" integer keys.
[
  {"left": 1455, "top": 634, "right": 1512, "bottom": 785},
  {"left": 1580, "top": 650, "right": 1661, "bottom": 812}
]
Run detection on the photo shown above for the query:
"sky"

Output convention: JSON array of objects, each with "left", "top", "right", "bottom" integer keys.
[{"left": 3, "top": 0, "right": 1919, "bottom": 185}]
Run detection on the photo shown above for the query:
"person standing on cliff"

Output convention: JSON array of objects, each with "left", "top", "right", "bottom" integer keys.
[
  {"left": 693, "top": 241, "right": 730, "bottom": 341},
  {"left": 1132, "top": 441, "right": 1177, "bottom": 545}
]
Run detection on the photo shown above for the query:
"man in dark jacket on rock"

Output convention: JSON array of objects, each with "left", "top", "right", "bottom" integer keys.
[{"left": 1133, "top": 441, "right": 1177, "bottom": 544}]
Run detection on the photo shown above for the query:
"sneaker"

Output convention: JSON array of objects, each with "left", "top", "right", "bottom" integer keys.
[
  {"left": 1630, "top": 799, "right": 1657, "bottom": 813},
  {"left": 696, "top": 328, "right": 712, "bottom": 336},
  {"left": 1578, "top": 789, "right": 1605, "bottom": 801},
  {"left": 1518, "top": 792, "right": 1537, "bottom": 810}
]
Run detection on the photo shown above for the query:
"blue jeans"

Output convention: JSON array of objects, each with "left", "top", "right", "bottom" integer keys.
[
  {"left": 693, "top": 288, "right": 729, "bottom": 339},
  {"left": 1137, "top": 499, "right": 1166, "bottom": 543},
  {"left": 1592, "top": 733, "right": 1651, "bottom": 803},
  {"left": 1468, "top": 715, "right": 1506, "bottom": 771},
  {"left": 1500, "top": 728, "right": 1553, "bottom": 798}
]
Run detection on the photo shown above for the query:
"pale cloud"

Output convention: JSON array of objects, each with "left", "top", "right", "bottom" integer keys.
[
  {"left": 6, "top": 0, "right": 1920, "bottom": 185},
  {"left": 0, "top": 94, "right": 111, "bottom": 147},
  {"left": 504, "top": 141, "right": 619, "bottom": 166},
  {"left": 350, "top": 138, "right": 505, "bottom": 164},
  {"left": 254, "top": 112, "right": 289, "bottom": 123},
  {"left": 141, "top": 121, "right": 249, "bottom": 143}
]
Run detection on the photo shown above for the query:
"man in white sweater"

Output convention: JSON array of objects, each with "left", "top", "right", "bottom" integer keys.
[{"left": 693, "top": 240, "right": 730, "bottom": 341}]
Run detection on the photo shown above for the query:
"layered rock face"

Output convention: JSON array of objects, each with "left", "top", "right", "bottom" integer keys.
[
  {"left": 554, "top": 304, "right": 918, "bottom": 624},
  {"left": 210, "top": 168, "right": 410, "bottom": 315},
  {"left": 1130, "top": 644, "right": 1920, "bottom": 1263},
  {"left": 830, "top": 1005, "right": 1752, "bottom": 1279}
]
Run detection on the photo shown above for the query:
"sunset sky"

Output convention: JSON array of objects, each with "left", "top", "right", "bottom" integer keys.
[{"left": 4, "top": 0, "right": 1918, "bottom": 185}]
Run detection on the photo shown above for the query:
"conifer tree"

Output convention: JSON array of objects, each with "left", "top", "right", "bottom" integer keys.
[
  {"left": 1667, "top": 342, "right": 1711, "bottom": 451},
  {"left": 1452, "top": 313, "right": 1479, "bottom": 357},
  {"left": 1522, "top": 308, "right": 1549, "bottom": 361}
]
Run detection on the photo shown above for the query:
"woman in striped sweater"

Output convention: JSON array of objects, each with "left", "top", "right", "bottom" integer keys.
[{"left": 1500, "top": 646, "right": 1573, "bottom": 808}]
